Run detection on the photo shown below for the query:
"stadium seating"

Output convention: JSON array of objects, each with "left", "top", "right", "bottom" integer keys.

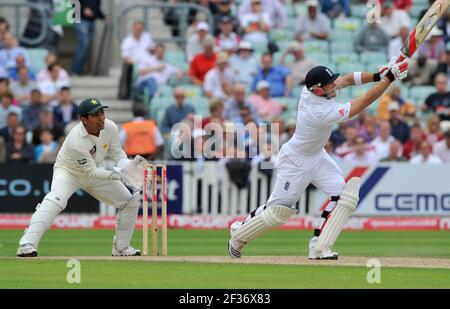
[{"left": 27, "top": 48, "right": 48, "bottom": 74}]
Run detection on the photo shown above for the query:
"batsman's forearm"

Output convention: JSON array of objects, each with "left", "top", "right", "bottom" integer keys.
[{"left": 349, "top": 78, "right": 391, "bottom": 118}]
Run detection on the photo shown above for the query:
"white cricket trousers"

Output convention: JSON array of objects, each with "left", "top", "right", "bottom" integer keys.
[{"left": 266, "top": 147, "right": 345, "bottom": 208}]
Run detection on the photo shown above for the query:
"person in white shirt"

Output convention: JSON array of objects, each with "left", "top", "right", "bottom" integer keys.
[
  {"left": 37, "top": 63, "right": 70, "bottom": 104},
  {"left": 240, "top": 0, "right": 272, "bottom": 43},
  {"left": 388, "top": 26, "right": 410, "bottom": 60},
  {"left": 370, "top": 121, "right": 396, "bottom": 160},
  {"left": 295, "top": 0, "right": 331, "bottom": 42},
  {"left": 121, "top": 20, "right": 155, "bottom": 65},
  {"left": 238, "top": 0, "right": 287, "bottom": 29},
  {"left": 186, "top": 21, "right": 215, "bottom": 62},
  {"left": 204, "top": 52, "right": 235, "bottom": 99},
  {"left": 344, "top": 135, "right": 379, "bottom": 165},
  {"left": 410, "top": 140, "right": 442, "bottom": 164},
  {"left": 433, "top": 130, "right": 450, "bottom": 163},
  {"left": 228, "top": 61, "right": 409, "bottom": 260},
  {"left": 229, "top": 41, "right": 259, "bottom": 87},
  {"left": 136, "top": 43, "right": 183, "bottom": 98},
  {"left": 215, "top": 16, "right": 241, "bottom": 54},
  {"left": 17, "top": 99, "right": 145, "bottom": 257},
  {"left": 379, "top": 0, "right": 411, "bottom": 38}
]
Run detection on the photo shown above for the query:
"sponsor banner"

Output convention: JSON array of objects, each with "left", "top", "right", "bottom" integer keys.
[
  {"left": 0, "top": 164, "right": 98, "bottom": 213},
  {"left": 316, "top": 164, "right": 450, "bottom": 216},
  {"left": 1, "top": 215, "right": 449, "bottom": 230}
]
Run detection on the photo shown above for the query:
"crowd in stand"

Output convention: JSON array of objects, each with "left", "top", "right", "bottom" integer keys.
[{"left": 1, "top": 0, "right": 450, "bottom": 165}]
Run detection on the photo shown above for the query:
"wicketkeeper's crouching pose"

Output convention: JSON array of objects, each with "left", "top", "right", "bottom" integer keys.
[
  {"left": 17, "top": 99, "right": 148, "bottom": 257},
  {"left": 228, "top": 60, "right": 408, "bottom": 260}
]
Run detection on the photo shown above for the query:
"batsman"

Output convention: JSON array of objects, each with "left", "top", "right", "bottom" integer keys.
[
  {"left": 229, "top": 60, "right": 409, "bottom": 260},
  {"left": 17, "top": 99, "right": 148, "bottom": 257}
]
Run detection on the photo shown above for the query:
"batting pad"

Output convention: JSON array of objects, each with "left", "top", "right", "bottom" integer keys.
[
  {"left": 314, "top": 177, "right": 360, "bottom": 252},
  {"left": 114, "top": 192, "right": 140, "bottom": 251},
  {"left": 231, "top": 205, "right": 297, "bottom": 244}
]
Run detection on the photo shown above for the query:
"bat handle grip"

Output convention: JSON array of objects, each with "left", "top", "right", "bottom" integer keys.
[{"left": 396, "top": 54, "right": 406, "bottom": 63}]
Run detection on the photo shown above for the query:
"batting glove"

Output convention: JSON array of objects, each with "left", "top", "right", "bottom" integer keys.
[{"left": 382, "top": 60, "right": 409, "bottom": 82}]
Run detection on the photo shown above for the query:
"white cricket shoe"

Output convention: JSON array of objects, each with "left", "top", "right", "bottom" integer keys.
[
  {"left": 228, "top": 239, "right": 245, "bottom": 258},
  {"left": 308, "top": 236, "right": 339, "bottom": 260},
  {"left": 17, "top": 243, "right": 38, "bottom": 257},
  {"left": 112, "top": 245, "right": 141, "bottom": 256}
]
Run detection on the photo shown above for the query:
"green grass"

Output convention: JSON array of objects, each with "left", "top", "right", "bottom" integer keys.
[{"left": 1, "top": 229, "right": 450, "bottom": 288}]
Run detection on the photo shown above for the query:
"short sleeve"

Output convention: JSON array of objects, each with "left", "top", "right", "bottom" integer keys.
[{"left": 321, "top": 102, "right": 351, "bottom": 125}]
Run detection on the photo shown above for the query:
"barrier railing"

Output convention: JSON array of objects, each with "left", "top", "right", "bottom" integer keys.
[{"left": 0, "top": 0, "right": 50, "bottom": 47}]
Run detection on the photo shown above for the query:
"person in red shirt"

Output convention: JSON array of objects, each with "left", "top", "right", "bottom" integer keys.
[
  {"left": 402, "top": 124, "right": 426, "bottom": 160},
  {"left": 378, "top": 0, "right": 412, "bottom": 12},
  {"left": 189, "top": 37, "right": 217, "bottom": 86}
]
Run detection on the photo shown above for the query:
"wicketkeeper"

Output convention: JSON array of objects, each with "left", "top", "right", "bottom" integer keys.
[
  {"left": 228, "top": 59, "right": 408, "bottom": 259},
  {"left": 17, "top": 98, "right": 148, "bottom": 257}
]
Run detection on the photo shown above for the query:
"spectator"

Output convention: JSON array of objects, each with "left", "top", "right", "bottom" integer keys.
[
  {"left": 354, "top": 23, "right": 390, "bottom": 54},
  {"left": 215, "top": 16, "right": 241, "bottom": 54},
  {"left": 410, "top": 140, "right": 442, "bottom": 164},
  {"left": 433, "top": 129, "right": 450, "bottom": 163},
  {"left": 252, "top": 53, "right": 292, "bottom": 97},
  {"left": 186, "top": 21, "right": 215, "bottom": 62},
  {"left": 320, "top": 0, "right": 351, "bottom": 19},
  {"left": 240, "top": 0, "right": 272, "bottom": 43},
  {"left": 238, "top": 0, "right": 287, "bottom": 29},
  {"left": 10, "top": 67, "right": 37, "bottom": 107},
  {"left": 248, "top": 80, "right": 286, "bottom": 122},
  {"left": 382, "top": 0, "right": 412, "bottom": 12},
  {"left": 31, "top": 107, "right": 64, "bottom": 146},
  {"left": 370, "top": 121, "right": 396, "bottom": 160},
  {"left": 121, "top": 20, "right": 155, "bottom": 65},
  {"left": 426, "top": 114, "right": 444, "bottom": 146},
  {"left": 0, "top": 32, "right": 31, "bottom": 71},
  {"left": 36, "top": 52, "right": 69, "bottom": 84},
  {"left": 418, "top": 27, "right": 446, "bottom": 62},
  {"left": 213, "top": 0, "right": 239, "bottom": 36},
  {"left": 136, "top": 43, "right": 182, "bottom": 99},
  {"left": 406, "top": 54, "right": 438, "bottom": 86},
  {"left": 377, "top": 84, "right": 410, "bottom": 121},
  {"left": 8, "top": 55, "right": 36, "bottom": 81},
  {"left": 0, "top": 77, "right": 10, "bottom": 96},
  {"left": 120, "top": 104, "right": 164, "bottom": 160},
  {"left": 295, "top": 0, "right": 331, "bottom": 42},
  {"left": 202, "top": 98, "right": 225, "bottom": 128},
  {"left": 330, "top": 122, "right": 347, "bottom": 149},
  {"left": 379, "top": 0, "right": 411, "bottom": 38},
  {"left": 204, "top": 52, "right": 235, "bottom": 99},
  {"left": 380, "top": 139, "right": 405, "bottom": 162},
  {"left": 0, "top": 111, "right": 20, "bottom": 143},
  {"left": 324, "top": 140, "right": 342, "bottom": 164},
  {"left": 119, "top": 20, "right": 155, "bottom": 100},
  {"left": 5, "top": 125, "right": 34, "bottom": 163},
  {"left": 437, "top": 47, "right": 450, "bottom": 87},
  {"left": 0, "top": 16, "right": 10, "bottom": 49},
  {"left": 71, "top": 0, "right": 105, "bottom": 75},
  {"left": 279, "top": 42, "right": 317, "bottom": 85},
  {"left": 403, "top": 124, "right": 426, "bottom": 160},
  {"left": 358, "top": 115, "right": 379, "bottom": 142},
  {"left": 34, "top": 129, "right": 59, "bottom": 163},
  {"left": 389, "top": 101, "right": 410, "bottom": 144},
  {"left": 161, "top": 87, "right": 196, "bottom": 133},
  {"left": 423, "top": 73, "right": 450, "bottom": 121},
  {"left": 224, "top": 83, "right": 260, "bottom": 123},
  {"left": 229, "top": 41, "right": 259, "bottom": 87},
  {"left": 388, "top": 26, "right": 410, "bottom": 59},
  {"left": 0, "top": 91, "right": 21, "bottom": 129},
  {"left": 343, "top": 135, "right": 379, "bottom": 165},
  {"left": 53, "top": 87, "right": 78, "bottom": 127},
  {"left": 336, "top": 126, "right": 358, "bottom": 157},
  {"left": 189, "top": 37, "right": 217, "bottom": 86},
  {"left": 38, "top": 63, "right": 70, "bottom": 104},
  {"left": 22, "top": 89, "right": 45, "bottom": 131}
]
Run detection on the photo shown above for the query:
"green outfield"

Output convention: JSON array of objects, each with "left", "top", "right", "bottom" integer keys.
[{"left": 0, "top": 229, "right": 450, "bottom": 288}]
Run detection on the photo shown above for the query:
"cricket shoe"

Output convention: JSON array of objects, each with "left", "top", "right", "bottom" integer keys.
[
  {"left": 112, "top": 246, "right": 141, "bottom": 256},
  {"left": 17, "top": 243, "right": 38, "bottom": 257},
  {"left": 308, "top": 236, "right": 338, "bottom": 260},
  {"left": 228, "top": 239, "right": 245, "bottom": 258}
]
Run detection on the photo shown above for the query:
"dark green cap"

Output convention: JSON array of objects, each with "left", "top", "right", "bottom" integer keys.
[{"left": 78, "top": 98, "right": 109, "bottom": 116}]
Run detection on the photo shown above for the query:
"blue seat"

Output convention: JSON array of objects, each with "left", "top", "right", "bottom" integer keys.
[{"left": 27, "top": 48, "right": 48, "bottom": 74}]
